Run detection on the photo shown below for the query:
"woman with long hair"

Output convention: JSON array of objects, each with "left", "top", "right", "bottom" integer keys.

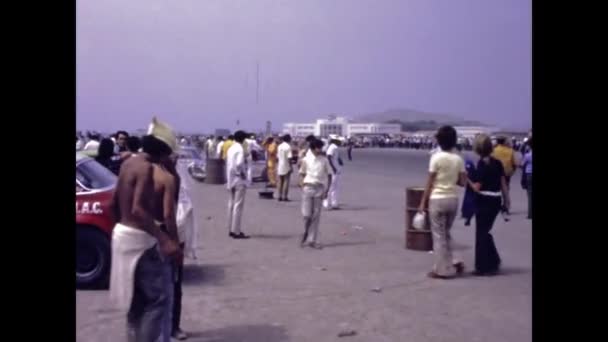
[{"left": 471, "top": 134, "right": 510, "bottom": 275}]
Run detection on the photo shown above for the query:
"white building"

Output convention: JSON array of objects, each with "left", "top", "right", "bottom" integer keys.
[
  {"left": 283, "top": 116, "right": 401, "bottom": 138},
  {"left": 453, "top": 126, "right": 500, "bottom": 139}
]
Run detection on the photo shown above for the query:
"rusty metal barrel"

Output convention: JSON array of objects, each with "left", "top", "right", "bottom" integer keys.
[
  {"left": 205, "top": 158, "right": 226, "bottom": 184},
  {"left": 405, "top": 187, "right": 433, "bottom": 251}
]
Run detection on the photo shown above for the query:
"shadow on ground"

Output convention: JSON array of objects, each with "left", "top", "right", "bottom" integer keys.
[
  {"left": 330, "top": 205, "right": 373, "bottom": 211},
  {"left": 183, "top": 264, "right": 227, "bottom": 286},
  {"left": 497, "top": 267, "right": 530, "bottom": 276},
  {"left": 322, "top": 240, "right": 376, "bottom": 248},
  {"left": 188, "top": 324, "right": 289, "bottom": 342},
  {"left": 251, "top": 234, "right": 297, "bottom": 240}
]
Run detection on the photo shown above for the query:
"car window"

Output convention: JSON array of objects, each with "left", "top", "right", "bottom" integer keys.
[{"left": 76, "top": 158, "right": 117, "bottom": 190}]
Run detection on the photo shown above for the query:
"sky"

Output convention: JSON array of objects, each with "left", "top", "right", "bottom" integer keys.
[{"left": 77, "top": 0, "right": 531, "bottom": 133}]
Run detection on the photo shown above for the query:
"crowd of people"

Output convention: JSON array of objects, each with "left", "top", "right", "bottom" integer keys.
[{"left": 77, "top": 119, "right": 531, "bottom": 341}]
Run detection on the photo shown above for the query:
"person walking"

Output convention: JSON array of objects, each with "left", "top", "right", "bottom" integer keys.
[
  {"left": 205, "top": 135, "right": 215, "bottom": 159},
  {"left": 419, "top": 126, "right": 466, "bottom": 279},
  {"left": 347, "top": 139, "right": 353, "bottom": 161},
  {"left": 226, "top": 131, "right": 250, "bottom": 239},
  {"left": 323, "top": 138, "right": 343, "bottom": 210},
  {"left": 277, "top": 134, "right": 293, "bottom": 201},
  {"left": 491, "top": 136, "right": 518, "bottom": 215},
  {"left": 471, "top": 134, "right": 510, "bottom": 276},
  {"left": 298, "top": 139, "right": 332, "bottom": 249},
  {"left": 521, "top": 137, "right": 532, "bottom": 219}
]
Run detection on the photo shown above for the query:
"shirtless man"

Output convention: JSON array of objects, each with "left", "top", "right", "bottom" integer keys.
[
  {"left": 154, "top": 154, "right": 190, "bottom": 340},
  {"left": 109, "top": 118, "right": 181, "bottom": 342}
]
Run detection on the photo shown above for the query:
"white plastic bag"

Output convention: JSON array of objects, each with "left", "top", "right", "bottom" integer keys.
[{"left": 413, "top": 212, "right": 426, "bottom": 230}]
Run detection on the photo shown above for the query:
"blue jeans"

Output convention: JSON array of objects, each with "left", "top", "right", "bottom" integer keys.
[{"left": 127, "top": 247, "right": 169, "bottom": 342}]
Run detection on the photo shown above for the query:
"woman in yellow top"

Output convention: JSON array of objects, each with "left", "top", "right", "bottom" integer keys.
[{"left": 264, "top": 137, "right": 278, "bottom": 187}]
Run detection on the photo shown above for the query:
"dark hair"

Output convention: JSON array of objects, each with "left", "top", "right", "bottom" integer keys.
[
  {"left": 228, "top": 135, "right": 235, "bottom": 140},
  {"left": 496, "top": 136, "right": 507, "bottom": 145},
  {"left": 282, "top": 134, "right": 292, "bottom": 143},
  {"left": 141, "top": 135, "right": 172, "bottom": 158},
  {"left": 233, "top": 130, "right": 247, "bottom": 143},
  {"left": 310, "top": 139, "right": 324, "bottom": 150},
  {"left": 435, "top": 126, "right": 457, "bottom": 151},
  {"left": 116, "top": 130, "right": 129, "bottom": 139},
  {"left": 305, "top": 135, "right": 316, "bottom": 143},
  {"left": 97, "top": 138, "right": 115, "bottom": 159},
  {"left": 126, "top": 136, "right": 141, "bottom": 152}
]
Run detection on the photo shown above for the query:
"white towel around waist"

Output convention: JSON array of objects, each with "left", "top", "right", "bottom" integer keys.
[
  {"left": 479, "top": 191, "right": 502, "bottom": 197},
  {"left": 109, "top": 223, "right": 158, "bottom": 311}
]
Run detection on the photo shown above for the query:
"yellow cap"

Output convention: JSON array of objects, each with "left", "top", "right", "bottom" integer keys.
[{"left": 147, "top": 116, "right": 178, "bottom": 152}]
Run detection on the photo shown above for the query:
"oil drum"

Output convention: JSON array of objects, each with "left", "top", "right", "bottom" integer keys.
[
  {"left": 205, "top": 158, "right": 226, "bottom": 184},
  {"left": 405, "top": 187, "right": 433, "bottom": 251}
]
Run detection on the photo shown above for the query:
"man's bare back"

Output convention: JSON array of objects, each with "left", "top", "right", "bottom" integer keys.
[
  {"left": 111, "top": 153, "right": 179, "bottom": 257},
  {"left": 152, "top": 162, "right": 179, "bottom": 243}
]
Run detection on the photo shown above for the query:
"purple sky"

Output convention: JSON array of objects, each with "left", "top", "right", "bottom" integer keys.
[{"left": 77, "top": 0, "right": 531, "bottom": 133}]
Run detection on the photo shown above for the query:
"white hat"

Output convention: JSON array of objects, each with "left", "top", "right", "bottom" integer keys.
[{"left": 147, "top": 116, "right": 178, "bottom": 152}]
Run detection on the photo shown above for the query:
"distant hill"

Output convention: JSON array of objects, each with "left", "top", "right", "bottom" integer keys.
[{"left": 355, "top": 108, "right": 485, "bottom": 127}]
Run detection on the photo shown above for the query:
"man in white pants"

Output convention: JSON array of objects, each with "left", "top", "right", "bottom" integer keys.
[
  {"left": 226, "top": 131, "right": 250, "bottom": 239},
  {"left": 323, "top": 138, "right": 343, "bottom": 210}
]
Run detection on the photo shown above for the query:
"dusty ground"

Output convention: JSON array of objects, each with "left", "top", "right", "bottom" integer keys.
[{"left": 77, "top": 148, "right": 531, "bottom": 342}]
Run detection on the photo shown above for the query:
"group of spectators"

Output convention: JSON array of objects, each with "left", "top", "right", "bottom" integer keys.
[
  {"left": 76, "top": 130, "right": 142, "bottom": 175},
  {"left": 420, "top": 126, "right": 532, "bottom": 280}
]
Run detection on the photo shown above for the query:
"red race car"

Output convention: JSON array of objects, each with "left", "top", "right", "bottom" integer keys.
[{"left": 76, "top": 152, "right": 116, "bottom": 288}]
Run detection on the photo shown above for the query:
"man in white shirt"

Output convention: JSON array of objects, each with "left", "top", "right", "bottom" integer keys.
[
  {"left": 299, "top": 139, "right": 332, "bottom": 249},
  {"left": 226, "top": 131, "right": 250, "bottom": 239},
  {"left": 323, "top": 138, "right": 343, "bottom": 210},
  {"left": 277, "top": 134, "right": 294, "bottom": 201},
  {"left": 205, "top": 135, "right": 215, "bottom": 159}
]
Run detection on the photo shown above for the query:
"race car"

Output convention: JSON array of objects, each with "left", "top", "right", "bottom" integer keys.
[
  {"left": 177, "top": 146, "right": 206, "bottom": 181},
  {"left": 76, "top": 152, "right": 116, "bottom": 288}
]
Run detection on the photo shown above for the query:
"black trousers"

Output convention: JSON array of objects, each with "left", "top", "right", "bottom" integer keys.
[
  {"left": 475, "top": 196, "right": 502, "bottom": 273},
  {"left": 347, "top": 148, "right": 353, "bottom": 161},
  {"left": 172, "top": 243, "right": 185, "bottom": 332}
]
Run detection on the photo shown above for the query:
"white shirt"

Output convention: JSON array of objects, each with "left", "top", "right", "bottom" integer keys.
[
  {"left": 226, "top": 143, "right": 247, "bottom": 189},
  {"left": 299, "top": 154, "right": 333, "bottom": 188},
  {"left": 277, "top": 142, "right": 293, "bottom": 176},
  {"left": 216, "top": 141, "right": 224, "bottom": 159},
  {"left": 245, "top": 138, "right": 262, "bottom": 152},
  {"left": 325, "top": 143, "right": 341, "bottom": 173},
  {"left": 429, "top": 150, "right": 465, "bottom": 199},
  {"left": 76, "top": 139, "right": 84, "bottom": 150},
  {"left": 84, "top": 140, "right": 99, "bottom": 151}
]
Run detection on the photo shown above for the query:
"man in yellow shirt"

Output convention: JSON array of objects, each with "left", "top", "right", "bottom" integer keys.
[
  {"left": 221, "top": 135, "right": 235, "bottom": 160},
  {"left": 492, "top": 136, "right": 517, "bottom": 214}
]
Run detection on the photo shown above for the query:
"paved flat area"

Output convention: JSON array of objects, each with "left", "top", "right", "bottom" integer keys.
[{"left": 77, "top": 148, "right": 531, "bottom": 342}]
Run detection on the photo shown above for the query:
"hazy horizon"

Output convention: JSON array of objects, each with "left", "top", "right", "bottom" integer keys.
[{"left": 77, "top": 0, "right": 531, "bottom": 133}]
